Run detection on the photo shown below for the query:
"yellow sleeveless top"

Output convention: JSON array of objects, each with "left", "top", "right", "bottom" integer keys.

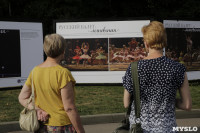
[{"left": 25, "top": 65, "right": 76, "bottom": 126}]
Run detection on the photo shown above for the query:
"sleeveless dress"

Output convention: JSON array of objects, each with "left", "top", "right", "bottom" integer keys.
[{"left": 122, "top": 56, "right": 186, "bottom": 133}]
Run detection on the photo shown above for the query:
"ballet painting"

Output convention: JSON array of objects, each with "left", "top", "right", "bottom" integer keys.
[
  {"left": 166, "top": 28, "right": 200, "bottom": 71},
  {"left": 109, "top": 37, "right": 147, "bottom": 71},
  {"left": 61, "top": 38, "right": 109, "bottom": 71}
]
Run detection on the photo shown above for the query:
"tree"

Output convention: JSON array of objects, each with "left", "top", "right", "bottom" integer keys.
[{"left": 0, "top": 0, "right": 199, "bottom": 35}]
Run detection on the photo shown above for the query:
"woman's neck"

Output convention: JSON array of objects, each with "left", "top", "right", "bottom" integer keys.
[
  {"left": 39, "top": 57, "right": 61, "bottom": 67},
  {"left": 46, "top": 57, "right": 60, "bottom": 64},
  {"left": 145, "top": 48, "right": 163, "bottom": 60}
]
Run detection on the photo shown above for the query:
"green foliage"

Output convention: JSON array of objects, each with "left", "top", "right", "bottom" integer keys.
[{"left": 0, "top": 0, "right": 200, "bottom": 34}]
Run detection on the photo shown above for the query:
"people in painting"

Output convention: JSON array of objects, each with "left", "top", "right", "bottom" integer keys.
[
  {"left": 186, "top": 34, "right": 193, "bottom": 53},
  {"left": 110, "top": 41, "right": 146, "bottom": 63},
  {"left": 165, "top": 48, "right": 193, "bottom": 66},
  {"left": 165, "top": 48, "right": 172, "bottom": 58},
  {"left": 18, "top": 34, "right": 85, "bottom": 133},
  {"left": 121, "top": 45, "right": 129, "bottom": 62},
  {"left": 179, "top": 51, "right": 185, "bottom": 64},
  {"left": 128, "top": 38, "right": 138, "bottom": 51},
  {"left": 80, "top": 42, "right": 91, "bottom": 67},
  {"left": 123, "top": 21, "right": 192, "bottom": 132},
  {"left": 72, "top": 46, "right": 82, "bottom": 66},
  {"left": 96, "top": 46, "right": 107, "bottom": 65},
  {"left": 90, "top": 50, "right": 97, "bottom": 66},
  {"left": 184, "top": 52, "right": 192, "bottom": 66}
]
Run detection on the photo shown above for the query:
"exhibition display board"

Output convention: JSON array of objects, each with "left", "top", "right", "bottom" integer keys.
[
  {"left": 1, "top": 20, "right": 199, "bottom": 87},
  {"left": 0, "top": 21, "right": 43, "bottom": 88},
  {"left": 164, "top": 20, "right": 200, "bottom": 80},
  {"left": 56, "top": 20, "right": 150, "bottom": 83}
]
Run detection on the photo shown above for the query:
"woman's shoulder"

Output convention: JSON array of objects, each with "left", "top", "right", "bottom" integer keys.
[
  {"left": 35, "top": 65, "right": 72, "bottom": 74},
  {"left": 161, "top": 57, "right": 186, "bottom": 73},
  {"left": 139, "top": 56, "right": 186, "bottom": 69},
  {"left": 54, "top": 65, "right": 71, "bottom": 73},
  {"left": 165, "top": 56, "right": 185, "bottom": 67}
]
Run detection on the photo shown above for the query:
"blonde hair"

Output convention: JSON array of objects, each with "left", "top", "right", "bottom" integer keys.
[
  {"left": 43, "top": 34, "right": 66, "bottom": 58},
  {"left": 142, "top": 21, "right": 167, "bottom": 50}
]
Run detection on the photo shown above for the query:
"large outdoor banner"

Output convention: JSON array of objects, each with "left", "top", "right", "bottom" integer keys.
[
  {"left": 164, "top": 20, "right": 200, "bottom": 80},
  {"left": 56, "top": 20, "right": 150, "bottom": 83},
  {"left": 0, "top": 21, "right": 43, "bottom": 88}
]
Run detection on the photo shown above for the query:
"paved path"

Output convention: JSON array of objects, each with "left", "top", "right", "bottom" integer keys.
[
  {"left": 6, "top": 118, "right": 200, "bottom": 133},
  {"left": 1, "top": 110, "right": 200, "bottom": 133}
]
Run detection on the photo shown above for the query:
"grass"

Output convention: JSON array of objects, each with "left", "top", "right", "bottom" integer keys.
[
  {"left": 190, "top": 85, "right": 200, "bottom": 109},
  {"left": 75, "top": 86, "right": 126, "bottom": 115},
  {"left": 0, "top": 89, "right": 23, "bottom": 122},
  {"left": 0, "top": 83, "right": 199, "bottom": 122}
]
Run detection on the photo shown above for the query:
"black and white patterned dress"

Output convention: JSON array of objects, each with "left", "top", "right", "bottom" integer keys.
[{"left": 122, "top": 56, "right": 186, "bottom": 133}]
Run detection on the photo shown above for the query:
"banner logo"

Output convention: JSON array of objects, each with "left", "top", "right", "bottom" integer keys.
[{"left": 172, "top": 127, "right": 198, "bottom": 132}]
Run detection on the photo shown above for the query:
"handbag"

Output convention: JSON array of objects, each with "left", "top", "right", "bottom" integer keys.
[
  {"left": 113, "top": 61, "right": 143, "bottom": 133},
  {"left": 19, "top": 69, "right": 40, "bottom": 132}
]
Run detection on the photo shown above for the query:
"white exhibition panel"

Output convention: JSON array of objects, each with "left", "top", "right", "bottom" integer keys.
[
  {"left": 0, "top": 21, "right": 43, "bottom": 88},
  {"left": 56, "top": 20, "right": 151, "bottom": 83},
  {"left": 187, "top": 71, "right": 200, "bottom": 80},
  {"left": 0, "top": 20, "right": 199, "bottom": 87},
  {"left": 164, "top": 20, "right": 200, "bottom": 81},
  {"left": 72, "top": 71, "right": 125, "bottom": 83},
  {"left": 56, "top": 20, "right": 150, "bottom": 38},
  {"left": 71, "top": 71, "right": 199, "bottom": 84},
  {"left": 164, "top": 20, "right": 200, "bottom": 28}
]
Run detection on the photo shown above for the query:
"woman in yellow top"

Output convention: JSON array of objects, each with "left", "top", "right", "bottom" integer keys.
[{"left": 18, "top": 34, "right": 85, "bottom": 133}]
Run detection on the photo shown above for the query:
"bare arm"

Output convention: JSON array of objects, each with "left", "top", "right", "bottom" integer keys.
[
  {"left": 18, "top": 84, "right": 49, "bottom": 121},
  {"left": 123, "top": 89, "right": 131, "bottom": 108},
  {"left": 176, "top": 73, "right": 192, "bottom": 111},
  {"left": 61, "top": 82, "right": 85, "bottom": 133},
  {"left": 18, "top": 84, "right": 33, "bottom": 109}
]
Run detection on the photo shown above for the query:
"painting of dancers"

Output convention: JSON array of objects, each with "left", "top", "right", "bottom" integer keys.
[
  {"left": 109, "top": 37, "right": 147, "bottom": 71},
  {"left": 166, "top": 28, "right": 200, "bottom": 71},
  {"left": 61, "top": 38, "right": 108, "bottom": 71}
]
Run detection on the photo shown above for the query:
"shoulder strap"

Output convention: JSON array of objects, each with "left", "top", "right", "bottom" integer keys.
[
  {"left": 31, "top": 69, "right": 35, "bottom": 109},
  {"left": 131, "top": 61, "right": 141, "bottom": 119},
  {"left": 26, "top": 68, "right": 35, "bottom": 109}
]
